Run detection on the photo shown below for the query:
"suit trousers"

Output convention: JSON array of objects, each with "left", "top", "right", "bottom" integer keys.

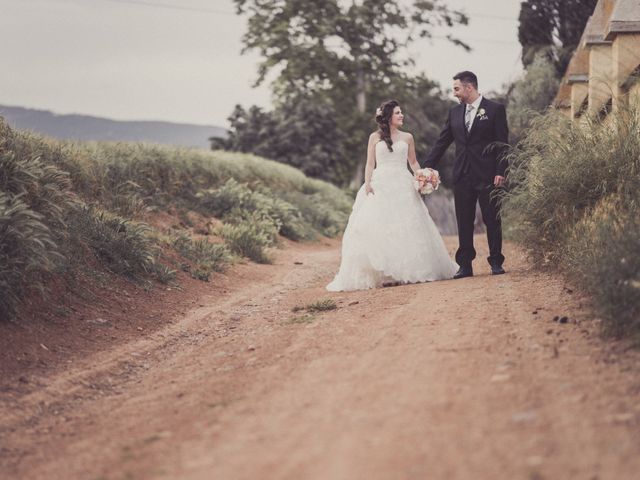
[{"left": 453, "top": 172, "right": 505, "bottom": 269}]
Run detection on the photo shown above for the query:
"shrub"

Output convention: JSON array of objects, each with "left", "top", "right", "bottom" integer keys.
[
  {"left": 506, "top": 53, "right": 561, "bottom": 143},
  {"left": 501, "top": 105, "right": 640, "bottom": 338},
  {"left": 196, "top": 178, "right": 251, "bottom": 218},
  {"left": 196, "top": 179, "right": 316, "bottom": 241},
  {"left": 172, "top": 233, "right": 233, "bottom": 281},
  {"left": 148, "top": 262, "right": 177, "bottom": 284},
  {"left": 217, "top": 221, "right": 278, "bottom": 264},
  {"left": 566, "top": 196, "right": 640, "bottom": 338},
  {"left": 281, "top": 191, "right": 350, "bottom": 238},
  {"left": 0, "top": 138, "right": 75, "bottom": 319},
  {"left": 306, "top": 299, "right": 337, "bottom": 312},
  {"left": 0, "top": 193, "right": 62, "bottom": 319},
  {"left": 68, "top": 206, "right": 157, "bottom": 279}
]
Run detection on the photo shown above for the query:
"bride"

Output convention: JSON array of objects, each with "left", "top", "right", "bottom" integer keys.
[{"left": 326, "top": 100, "right": 458, "bottom": 292}]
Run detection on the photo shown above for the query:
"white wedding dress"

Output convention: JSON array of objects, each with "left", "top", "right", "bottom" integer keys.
[{"left": 326, "top": 140, "right": 458, "bottom": 291}]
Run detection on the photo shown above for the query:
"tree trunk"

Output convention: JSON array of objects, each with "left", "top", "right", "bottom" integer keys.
[{"left": 349, "top": 69, "right": 367, "bottom": 188}]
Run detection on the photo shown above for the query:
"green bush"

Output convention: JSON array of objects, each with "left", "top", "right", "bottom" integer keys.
[
  {"left": 502, "top": 105, "right": 640, "bottom": 338},
  {"left": 306, "top": 298, "right": 337, "bottom": 312},
  {"left": 197, "top": 179, "right": 315, "bottom": 240},
  {"left": 196, "top": 178, "right": 251, "bottom": 218},
  {"left": 0, "top": 135, "right": 76, "bottom": 319},
  {"left": 148, "top": 262, "right": 177, "bottom": 284},
  {"left": 217, "top": 221, "right": 278, "bottom": 264},
  {"left": 566, "top": 196, "right": 640, "bottom": 338},
  {"left": 68, "top": 206, "right": 158, "bottom": 279},
  {"left": 507, "top": 53, "right": 561, "bottom": 143},
  {"left": 0, "top": 193, "right": 62, "bottom": 319},
  {"left": 172, "top": 233, "right": 233, "bottom": 281}
]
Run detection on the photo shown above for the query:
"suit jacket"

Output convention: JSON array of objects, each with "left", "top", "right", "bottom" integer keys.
[{"left": 423, "top": 97, "right": 509, "bottom": 184}]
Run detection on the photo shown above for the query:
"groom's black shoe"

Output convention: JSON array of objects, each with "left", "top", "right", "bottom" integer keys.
[
  {"left": 453, "top": 267, "right": 473, "bottom": 279},
  {"left": 491, "top": 265, "right": 506, "bottom": 275}
]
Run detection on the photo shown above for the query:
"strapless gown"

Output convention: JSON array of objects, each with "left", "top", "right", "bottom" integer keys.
[{"left": 326, "top": 140, "right": 458, "bottom": 291}]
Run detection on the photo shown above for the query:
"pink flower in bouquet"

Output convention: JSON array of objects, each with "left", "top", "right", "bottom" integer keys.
[{"left": 414, "top": 168, "right": 441, "bottom": 195}]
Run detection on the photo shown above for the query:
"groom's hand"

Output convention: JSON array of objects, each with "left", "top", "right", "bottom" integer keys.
[{"left": 493, "top": 175, "right": 505, "bottom": 187}]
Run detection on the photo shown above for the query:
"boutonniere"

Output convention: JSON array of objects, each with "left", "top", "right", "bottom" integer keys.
[{"left": 476, "top": 108, "right": 488, "bottom": 121}]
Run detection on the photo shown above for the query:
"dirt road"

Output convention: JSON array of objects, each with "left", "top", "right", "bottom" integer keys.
[{"left": 1, "top": 237, "right": 639, "bottom": 480}]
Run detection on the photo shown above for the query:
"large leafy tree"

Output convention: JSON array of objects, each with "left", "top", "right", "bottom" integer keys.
[
  {"left": 232, "top": 0, "right": 469, "bottom": 185},
  {"left": 213, "top": 96, "right": 350, "bottom": 184},
  {"left": 506, "top": 53, "right": 560, "bottom": 143},
  {"left": 518, "top": 0, "right": 598, "bottom": 74}
]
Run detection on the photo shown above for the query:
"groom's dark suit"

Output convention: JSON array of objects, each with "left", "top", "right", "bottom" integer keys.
[{"left": 423, "top": 97, "right": 509, "bottom": 269}]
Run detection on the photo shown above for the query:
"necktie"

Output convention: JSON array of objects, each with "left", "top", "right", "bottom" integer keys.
[{"left": 465, "top": 104, "right": 474, "bottom": 132}]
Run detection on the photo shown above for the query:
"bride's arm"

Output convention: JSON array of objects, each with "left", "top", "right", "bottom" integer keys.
[
  {"left": 407, "top": 134, "right": 420, "bottom": 174},
  {"left": 364, "top": 134, "right": 377, "bottom": 194}
]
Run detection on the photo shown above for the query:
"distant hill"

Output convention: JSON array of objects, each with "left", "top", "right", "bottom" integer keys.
[{"left": 0, "top": 105, "right": 226, "bottom": 150}]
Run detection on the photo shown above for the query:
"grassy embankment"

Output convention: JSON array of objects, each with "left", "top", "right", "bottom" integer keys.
[
  {"left": 502, "top": 105, "right": 640, "bottom": 340},
  {"left": 0, "top": 119, "right": 352, "bottom": 320}
]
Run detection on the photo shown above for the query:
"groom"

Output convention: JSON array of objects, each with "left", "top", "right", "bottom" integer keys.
[{"left": 423, "top": 71, "right": 509, "bottom": 278}]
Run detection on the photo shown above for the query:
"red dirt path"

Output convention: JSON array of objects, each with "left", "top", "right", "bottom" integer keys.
[{"left": 1, "top": 237, "right": 639, "bottom": 480}]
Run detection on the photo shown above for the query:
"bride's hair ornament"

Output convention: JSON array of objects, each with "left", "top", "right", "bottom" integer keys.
[{"left": 375, "top": 99, "right": 399, "bottom": 152}]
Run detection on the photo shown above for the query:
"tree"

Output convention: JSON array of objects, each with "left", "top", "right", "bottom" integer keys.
[
  {"left": 518, "top": 0, "right": 597, "bottom": 74},
  {"left": 506, "top": 53, "right": 560, "bottom": 143},
  {"left": 214, "top": 96, "right": 349, "bottom": 184},
  {"left": 211, "top": 105, "right": 279, "bottom": 160},
  {"left": 233, "top": 0, "right": 469, "bottom": 185}
]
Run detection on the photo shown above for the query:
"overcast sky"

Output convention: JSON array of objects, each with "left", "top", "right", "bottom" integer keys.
[{"left": 0, "top": 0, "right": 523, "bottom": 127}]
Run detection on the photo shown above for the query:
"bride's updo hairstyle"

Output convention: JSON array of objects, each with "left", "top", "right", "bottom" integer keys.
[{"left": 375, "top": 99, "right": 399, "bottom": 152}]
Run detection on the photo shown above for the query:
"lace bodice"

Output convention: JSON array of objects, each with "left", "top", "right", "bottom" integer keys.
[{"left": 375, "top": 140, "right": 409, "bottom": 168}]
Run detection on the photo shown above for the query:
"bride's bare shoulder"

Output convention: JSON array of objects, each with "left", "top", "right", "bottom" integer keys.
[
  {"left": 399, "top": 131, "right": 414, "bottom": 143},
  {"left": 368, "top": 132, "right": 381, "bottom": 144}
]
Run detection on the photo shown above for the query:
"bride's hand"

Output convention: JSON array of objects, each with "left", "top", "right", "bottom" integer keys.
[{"left": 365, "top": 183, "right": 374, "bottom": 195}]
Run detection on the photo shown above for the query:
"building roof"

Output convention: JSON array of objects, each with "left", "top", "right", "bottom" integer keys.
[
  {"left": 585, "top": 0, "right": 614, "bottom": 45},
  {"left": 552, "top": 0, "right": 640, "bottom": 113},
  {"left": 605, "top": 0, "right": 640, "bottom": 40},
  {"left": 567, "top": 29, "right": 590, "bottom": 82}
]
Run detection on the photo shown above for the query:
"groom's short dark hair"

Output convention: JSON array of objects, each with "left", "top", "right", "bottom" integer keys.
[{"left": 453, "top": 71, "right": 478, "bottom": 90}]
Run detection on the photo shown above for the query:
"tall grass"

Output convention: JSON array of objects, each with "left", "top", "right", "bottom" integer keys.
[
  {"left": 67, "top": 143, "right": 352, "bottom": 237},
  {"left": 0, "top": 191, "right": 62, "bottom": 317},
  {"left": 171, "top": 233, "right": 233, "bottom": 281},
  {"left": 501, "top": 105, "right": 640, "bottom": 338},
  {"left": 0, "top": 129, "right": 75, "bottom": 319},
  {"left": 217, "top": 221, "right": 278, "bottom": 264},
  {"left": 67, "top": 206, "right": 158, "bottom": 278},
  {"left": 197, "top": 178, "right": 315, "bottom": 241},
  {"left": 0, "top": 118, "right": 352, "bottom": 320}
]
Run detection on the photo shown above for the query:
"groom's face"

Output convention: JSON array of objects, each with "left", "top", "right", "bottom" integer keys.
[{"left": 453, "top": 79, "right": 473, "bottom": 104}]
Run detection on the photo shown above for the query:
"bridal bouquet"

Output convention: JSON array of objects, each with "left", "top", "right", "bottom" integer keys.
[{"left": 414, "top": 168, "right": 441, "bottom": 195}]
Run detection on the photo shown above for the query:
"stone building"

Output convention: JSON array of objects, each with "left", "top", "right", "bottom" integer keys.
[{"left": 554, "top": 0, "right": 640, "bottom": 120}]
